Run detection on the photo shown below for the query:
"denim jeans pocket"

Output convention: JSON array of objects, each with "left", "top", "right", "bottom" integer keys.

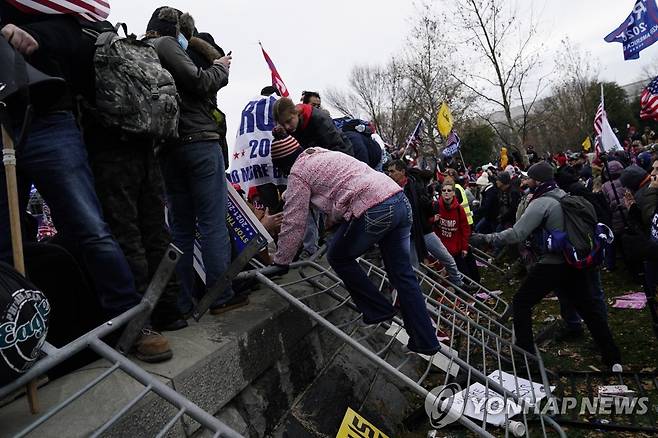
[{"left": 364, "top": 205, "right": 394, "bottom": 236}]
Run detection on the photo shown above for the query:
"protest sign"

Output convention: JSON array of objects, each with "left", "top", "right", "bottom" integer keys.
[{"left": 227, "top": 95, "right": 288, "bottom": 192}]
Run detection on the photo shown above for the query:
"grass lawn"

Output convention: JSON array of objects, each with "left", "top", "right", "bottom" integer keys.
[{"left": 404, "top": 255, "right": 658, "bottom": 437}]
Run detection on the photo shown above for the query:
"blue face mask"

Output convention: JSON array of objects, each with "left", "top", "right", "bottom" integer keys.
[{"left": 177, "top": 33, "right": 188, "bottom": 50}]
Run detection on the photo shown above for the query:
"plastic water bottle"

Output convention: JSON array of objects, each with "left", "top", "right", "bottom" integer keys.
[{"left": 504, "top": 420, "right": 526, "bottom": 437}]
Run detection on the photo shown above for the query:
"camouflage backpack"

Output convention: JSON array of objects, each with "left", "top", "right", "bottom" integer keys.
[{"left": 93, "top": 23, "right": 179, "bottom": 139}]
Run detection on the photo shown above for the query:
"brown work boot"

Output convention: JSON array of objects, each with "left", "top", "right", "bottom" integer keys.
[{"left": 133, "top": 328, "right": 173, "bottom": 363}]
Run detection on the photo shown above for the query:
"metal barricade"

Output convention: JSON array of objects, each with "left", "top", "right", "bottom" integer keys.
[
  {"left": 238, "top": 253, "right": 566, "bottom": 438},
  {"left": 0, "top": 244, "right": 243, "bottom": 438}
]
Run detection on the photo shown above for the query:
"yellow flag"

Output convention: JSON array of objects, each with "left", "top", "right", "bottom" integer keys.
[
  {"left": 582, "top": 136, "right": 592, "bottom": 151},
  {"left": 437, "top": 102, "right": 454, "bottom": 138},
  {"left": 336, "top": 407, "right": 389, "bottom": 438}
]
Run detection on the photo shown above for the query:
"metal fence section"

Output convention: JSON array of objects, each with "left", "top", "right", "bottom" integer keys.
[
  {"left": 0, "top": 244, "right": 243, "bottom": 438},
  {"left": 240, "top": 253, "right": 566, "bottom": 438}
]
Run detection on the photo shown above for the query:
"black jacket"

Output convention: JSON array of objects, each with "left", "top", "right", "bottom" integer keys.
[
  {"left": 403, "top": 172, "right": 434, "bottom": 261},
  {"left": 498, "top": 187, "right": 521, "bottom": 226},
  {"left": 476, "top": 185, "right": 499, "bottom": 223},
  {"left": 556, "top": 167, "right": 612, "bottom": 225},
  {"left": 0, "top": 4, "right": 94, "bottom": 116},
  {"left": 149, "top": 36, "right": 229, "bottom": 143},
  {"left": 342, "top": 131, "right": 381, "bottom": 168},
  {"left": 294, "top": 108, "right": 354, "bottom": 156}
]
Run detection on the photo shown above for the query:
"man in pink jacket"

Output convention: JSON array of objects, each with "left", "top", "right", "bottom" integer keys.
[{"left": 270, "top": 135, "right": 440, "bottom": 355}]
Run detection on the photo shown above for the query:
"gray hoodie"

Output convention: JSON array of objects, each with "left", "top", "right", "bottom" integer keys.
[{"left": 489, "top": 188, "right": 566, "bottom": 264}]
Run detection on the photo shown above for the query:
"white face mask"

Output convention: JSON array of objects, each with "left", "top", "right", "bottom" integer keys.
[{"left": 177, "top": 33, "right": 188, "bottom": 50}]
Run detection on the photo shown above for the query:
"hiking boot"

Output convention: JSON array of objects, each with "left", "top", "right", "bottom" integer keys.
[
  {"left": 133, "top": 328, "right": 173, "bottom": 363},
  {"left": 209, "top": 293, "right": 250, "bottom": 315}
]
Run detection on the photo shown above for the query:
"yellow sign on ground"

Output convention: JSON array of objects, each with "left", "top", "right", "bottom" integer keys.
[{"left": 336, "top": 407, "right": 390, "bottom": 438}]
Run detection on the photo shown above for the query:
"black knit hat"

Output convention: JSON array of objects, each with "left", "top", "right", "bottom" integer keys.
[
  {"left": 527, "top": 161, "right": 554, "bottom": 183},
  {"left": 146, "top": 7, "right": 180, "bottom": 37}
]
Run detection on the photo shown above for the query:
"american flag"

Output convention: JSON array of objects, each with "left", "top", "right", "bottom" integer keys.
[
  {"left": 6, "top": 0, "right": 110, "bottom": 22},
  {"left": 593, "top": 101, "right": 605, "bottom": 150},
  {"left": 640, "top": 76, "right": 658, "bottom": 121},
  {"left": 259, "top": 42, "right": 290, "bottom": 98},
  {"left": 404, "top": 119, "right": 423, "bottom": 155}
]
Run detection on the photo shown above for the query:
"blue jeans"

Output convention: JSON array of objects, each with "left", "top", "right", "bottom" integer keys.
[
  {"left": 160, "top": 141, "right": 232, "bottom": 312},
  {"left": 0, "top": 112, "right": 140, "bottom": 317},
  {"left": 410, "top": 232, "right": 463, "bottom": 285},
  {"left": 327, "top": 192, "right": 439, "bottom": 354},
  {"left": 558, "top": 267, "right": 608, "bottom": 330},
  {"left": 475, "top": 217, "right": 496, "bottom": 234},
  {"left": 302, "top": 208, "right": 320, "bottom": 255}
]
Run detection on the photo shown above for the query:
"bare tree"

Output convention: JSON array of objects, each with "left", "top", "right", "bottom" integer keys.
[
  {"left": 325, "top": 62, "right": 419, "bottom": 148},
  {"left": 439, "top": 0, "right": 549, "bottom": 163},
  {"left": 532, "top": 38, "right": 599, "bottom": 152},
  {"left": 404, "top": 2, "right": 472, "bottom": 155}
]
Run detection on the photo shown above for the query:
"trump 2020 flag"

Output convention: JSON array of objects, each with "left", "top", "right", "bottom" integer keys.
[
  {"left": 259, "top": 42, "right": 290, "bottom": 98},
  {"left": 442, "top": 130, "right": 461, "bottom": 157},
  {"left": 604, "top": 0, "right": 658, "bottom": 60},
  {"left": 228, "top": 95, "right": 288, "bottom": 192}
]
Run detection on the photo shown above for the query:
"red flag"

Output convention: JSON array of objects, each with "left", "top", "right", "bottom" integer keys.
[
  {"left": 259, "top": 42, "right": 289, "bottom": 97},
  {"left": 6, "top": 0, "right": 110, "bottom": 22}
]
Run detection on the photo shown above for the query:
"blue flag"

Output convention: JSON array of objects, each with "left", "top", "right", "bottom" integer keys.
[
  {"left": 442, "top": 130, "right": 461, "bottom": 157},
  {"left": 604, "top": 0, "right": 658, "bottom": 60}
]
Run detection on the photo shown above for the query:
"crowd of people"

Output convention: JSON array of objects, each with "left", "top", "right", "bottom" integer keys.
[{"left": 1, "top": 2, "right": 657, "bottom": 377}]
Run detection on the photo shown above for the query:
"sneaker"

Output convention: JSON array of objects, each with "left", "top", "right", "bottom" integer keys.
[
  {"left": 133, "top": 328, "right": 173, "bottom": 363},
  {"left": 209, "top": 293, "right": 250, "bottom": 315}
]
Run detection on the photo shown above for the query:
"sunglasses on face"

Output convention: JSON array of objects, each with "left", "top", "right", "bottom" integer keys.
[{"left": 442, "top": 188, "right": 454, "bottom": 193}]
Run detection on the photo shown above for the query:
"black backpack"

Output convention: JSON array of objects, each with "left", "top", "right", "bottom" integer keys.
[
  {"left": 0, "top": 262, "right": 50, "bottom": 386},
  {"left": 545, "top": 194, "right": 606, "bottom": 268}
]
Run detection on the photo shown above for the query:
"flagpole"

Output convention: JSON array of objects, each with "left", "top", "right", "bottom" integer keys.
[{"left": 597, "top": 83, "right": 628, "bottom": 227}]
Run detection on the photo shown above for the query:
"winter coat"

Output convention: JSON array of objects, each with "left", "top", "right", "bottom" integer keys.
[
  {"left": 293, "top": 105, "right": 354, "bottom": 156},
  {"left": 601, "top": 161, "right": 628, "bottom": 234},
  {"left": 342, "top": 131, "right": 381, "bottom": 168},
  {"left": 475, "top": 184, "right": 499, "bottom": 223},
  {"left": 274, "top": 148, "right": 401, "bottom": 264},
  {"left": 149, "top": 36, "right": 229, "bottom": 143},
  {"left": 498, "top": 187, "right": 521, "bottom": 226},
  {"left": 403, "top": 173, "right": 434, "bottom": 261},
  {"left": 0, "top": 4, "right": 93, "bottom": 115},
  {"left": 556, "top": 166, "right": 611, "bottom": 225},
  {"left": 488, "top": 188, "right": 567, "bottom": 264},
  {"left": 434, "top": 197, "right": 470, "bottom": 256},
  {"left": 621, "top": 165, "right": 656, "bottom": 233}
]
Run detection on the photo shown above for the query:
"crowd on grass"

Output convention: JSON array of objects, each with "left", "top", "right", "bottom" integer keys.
[{"left": 1, "top": 4, "right": 657, "bottom": 381}]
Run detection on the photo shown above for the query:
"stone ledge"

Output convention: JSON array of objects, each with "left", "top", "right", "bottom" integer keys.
[{"left": 0, "top": 269, "right": 315, "bottom": 438}]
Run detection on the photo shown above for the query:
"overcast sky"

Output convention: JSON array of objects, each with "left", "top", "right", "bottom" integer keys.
[{"left": 108, "top": 0, "right": 658, "bottom": 142}]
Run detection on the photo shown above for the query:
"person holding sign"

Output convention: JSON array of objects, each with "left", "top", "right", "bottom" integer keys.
[{"left": 270, "top": 135, "right": 440, "bottom": 355}]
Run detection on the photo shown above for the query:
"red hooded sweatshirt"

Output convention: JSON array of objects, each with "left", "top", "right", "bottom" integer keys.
[{"left": 434, "top": 196, "right": 470, "bottom": 256}]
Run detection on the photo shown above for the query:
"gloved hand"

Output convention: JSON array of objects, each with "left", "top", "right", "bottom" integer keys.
[
  {"left": 267, "top": 263, "right": 289, "bottom": 277},
  {"left": 272, "top": 125, "right": 288, "bottom": 140},
  {"left": 469, "top": 233, "right": 489, "bottom": 248}
]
